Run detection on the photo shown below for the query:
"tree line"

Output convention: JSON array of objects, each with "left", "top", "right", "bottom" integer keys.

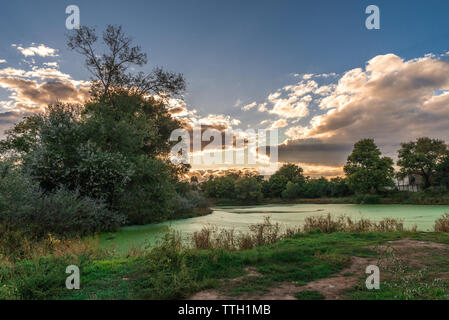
[{"left": 201, "top": 137, "right": 449, "bottom": 203}]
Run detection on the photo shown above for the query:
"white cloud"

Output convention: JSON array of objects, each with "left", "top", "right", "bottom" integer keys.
[
  {"left": 15, "top": 44, "right": 58, "bottom": 57},
  {"left": 241, "top": 101, "right": 257, "bottom": 111}
]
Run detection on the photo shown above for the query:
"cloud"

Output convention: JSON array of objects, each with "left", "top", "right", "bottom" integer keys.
[
  {"left": 278, "top": 52, "right": 449, "bottom": 169},
  {"left": 269, "top": 119, "right": 288, "bottom": 129},
  {"left": 0, "top": 111, "right": 29, "bottom": 138},
  {"left": 0, "top": 59, "right": 6, "bottom": 64},
  {"left": 0, "top": 52, "right": 90, "bottom": 113},
  {"left": 242, "top": 101, "right": 257, "bottom": 111},
  {"left": 15, "top": 44, "right": 58, "bottom": 57}
]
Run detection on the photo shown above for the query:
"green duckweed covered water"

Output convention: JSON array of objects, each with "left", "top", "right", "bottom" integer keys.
[{"left": 100, "top": 204, "right": 449, "bottom": 253}]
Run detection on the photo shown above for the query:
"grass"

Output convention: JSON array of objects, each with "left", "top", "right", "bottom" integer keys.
[
  {"left": 1, "top": 214, "right": 449, "bottom": 300},
  {"left": 295, "top": 290, "right": 325, "bottom": 300}
]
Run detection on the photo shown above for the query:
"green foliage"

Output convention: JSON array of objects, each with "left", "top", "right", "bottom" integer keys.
[
  {"left": 436, "top": 152, "right": 449, "bottom": 189},
  {"left": 301, "top": 177, "right": 331, "bottom": 198},
  {"left": 282, "top": 181, "right": 300, "bottom": 199},
  {"left": 397, "top": 137, "right": 448, "bottom": 189},
  {"left": 0, "top": 93, "right": 193, "bottom": 227},
  {"left": 355, "top": 194, "right": 381, "bottom": 204},
  {"left": 0, "top": 162, "right": 124, "bottom": 238},
  {"left": 266, "top": 174, "right": 289, "bottom": 198},
  {"left": 114, "top": 156, "right": 176, "bottom": 224},
  {"left": 273, "top": 163, "right": 305, "bottom": 184},
  {"left": 295, "top": 290, "right": 325, "bottom": 300},
  {"left": 234, "top": 176, "right": 263, "bottom": 202},
  {"left": 344, "top": 139, "right": 395, "bottom": 194}
]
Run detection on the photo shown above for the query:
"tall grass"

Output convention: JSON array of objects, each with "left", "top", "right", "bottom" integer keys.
[
  {"left": 303, "top": 214, "right": 412, "bottom": 233},
  {"left": 191, "top": 214, "right": 419, "bottom": 251},
  {"left": 434, "top": 213, "right": 449, "bottom": 232},
  {"left": 192, "top": 217, "right": 300, "bottom": 251}
]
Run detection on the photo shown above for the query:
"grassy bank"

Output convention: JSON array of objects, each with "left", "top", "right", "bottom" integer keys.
[{"left": 2, "top": 215, "right": 449, "bottom": 300}]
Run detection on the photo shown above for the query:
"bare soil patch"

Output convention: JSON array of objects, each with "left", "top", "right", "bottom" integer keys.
[{"left": 189, "top": 239, "right": 449, "bottom": 300}]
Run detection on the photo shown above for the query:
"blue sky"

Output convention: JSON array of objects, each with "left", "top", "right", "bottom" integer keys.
[{"left": 1, "top": 1, "right": 449, "bottom": 176}]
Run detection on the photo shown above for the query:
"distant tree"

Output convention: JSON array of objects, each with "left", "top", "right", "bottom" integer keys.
[
  {"left": 272, "top": 163, "right": 305, "bottom": 185},
  {"left": 301, "top": 177, "right": 331, "bottom": 198},
  {"left": 344, "top": 139, "right": 395, "bottom": 194},
  {"left": 282, "top": 181, "right": 299, "bottom": 199},
  {"left": 436, "top": 152, "right": 449, "bottom": 189},
  {"left": 234, "top": 176, "right": 263, "bottom": 202},
  {"left": 267, "top": 175, "right": 289, "bottom": 198},
  {"left": 214, "top": 176, "right": 236, "bottom": 198},
  {"left": 67, "top": 25, "right": 185, "bottom": 99},
  {"left": 397, "top": 137, "right": 448, "bottom": 189},
  {"left": 329, "top": 177, "right": 352, "bottom": 197}
]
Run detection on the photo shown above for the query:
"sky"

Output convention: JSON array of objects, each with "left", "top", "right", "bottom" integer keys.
[{"left": 2, "top": 0, "right": 449, "bottom": 177}]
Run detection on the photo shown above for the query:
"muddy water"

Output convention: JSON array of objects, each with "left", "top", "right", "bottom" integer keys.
[{"left": 100, "top": 204, "right": 449, "bottom": 253}]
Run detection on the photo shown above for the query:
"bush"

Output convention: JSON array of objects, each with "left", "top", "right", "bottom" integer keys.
[
  {"left": 362, "top": 195, "right": 381, "bottom": 204},
  {"left": 0, "top": 162, "right": 125, "bottom": 238},
  {"left": 282, "top": 182, "right": 299, "bottom": 199},
  {"left": 354, "top": 194, "right": 381, "bottom": 204},
  {"left": 29, "top": 188, "right": 126, "bottom": 238},
  {"left": 171, "top": 191, "right": 208, "bottom": 216}
]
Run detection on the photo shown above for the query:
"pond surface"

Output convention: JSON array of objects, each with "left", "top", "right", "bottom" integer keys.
[{"left": 100, "top": 204, "right": 449, "bottom": 253}]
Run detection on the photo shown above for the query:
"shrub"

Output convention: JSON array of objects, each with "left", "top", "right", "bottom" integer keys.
[
  {"left": 434, "top": 213, "right": 449, "bottom": 232},
  {"left": 28, "top": 188, "right": 126, "bottom": 238},
  {"left": 171, "top": 191, "right": 208, "bottom": 216},
  {"left": 0, "top": 162, "right": 125, "bottom": 238},
  {"left": 363, "top": 195, "right": 381, "bottom": 204},
  {"left": 282, "top": 182, "right": 299, "bottom": 199},
  {"left": 354, "top": 194, "right": 381, "bottom": 204}
]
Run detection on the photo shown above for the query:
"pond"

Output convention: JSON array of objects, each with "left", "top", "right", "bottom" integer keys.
[{"left": 99, "top": 204, "right": 449, "bottom": 253}]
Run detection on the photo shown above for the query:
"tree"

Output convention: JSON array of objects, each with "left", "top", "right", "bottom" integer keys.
[
  {"left": 344, "top": 139, "right": 395, "bottom": 194},
  {"left": 436, "top": 152, "right": 449, "bottom": 189},
  {"left": 397, "top": 137, "right": 448, "bottom": 189},
  {"left": 301, "top": 177, "right": 331, "bottom": 198},
  {"left": 329, "top": 177, "right": 352, "bottom": 197},
  {"left": 234, "top": 177, "right": 263, "bottom": 202},
  {"left": 67, "top": 25, "right": 185, "bottom": 99},
  {"left": 272, "top": 163, "right": 305, "bottom": 184},
  {"left": 282, "top": 181, "right": 299, "bottom": 199},
  {"left": 0, "top": 26, "right": 191, "bottom": 225},
  {"left": 267, "top": 175, "right": 289, "bottom": 198}
]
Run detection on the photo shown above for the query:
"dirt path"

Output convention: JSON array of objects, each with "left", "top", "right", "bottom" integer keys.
[{"left": 189, "top": 239, "right": 449, "bottom": 300}]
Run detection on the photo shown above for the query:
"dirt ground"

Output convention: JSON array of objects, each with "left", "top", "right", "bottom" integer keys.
[{"left": 189, "top": 239, "right": 449, "bottom": 300}]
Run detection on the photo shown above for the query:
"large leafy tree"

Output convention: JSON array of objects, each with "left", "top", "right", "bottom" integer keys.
[
  {"left": 344, "top": 139, "right": 395, "bottom": 194},
  {"left": 397, "top": 137, "right": 448, "bottom": 189},
  {"left": 0, "top": 25, "right": 189, "bottom": 224}
]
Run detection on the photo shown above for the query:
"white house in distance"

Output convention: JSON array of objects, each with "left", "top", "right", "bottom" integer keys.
[{"left": 393, "top": 175, "right": 422, "bottom": 192}]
